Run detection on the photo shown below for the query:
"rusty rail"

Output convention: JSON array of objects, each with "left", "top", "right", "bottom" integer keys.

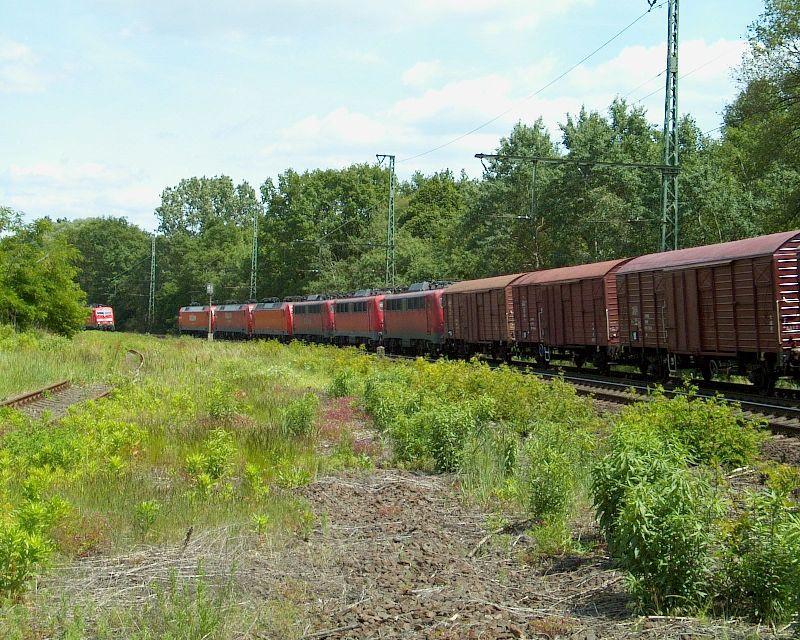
[{"left": 0, "top": 380, "right": 71, "bottom": 410}]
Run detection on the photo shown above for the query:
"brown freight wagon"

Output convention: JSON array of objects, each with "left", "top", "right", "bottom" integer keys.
[
  {"left": 442, "top": 273, "right": 528, "bottom": 359},
  {"left": 616, "top": 230, "right": 800, "bottom": 388},
  {"left": 511, "top": 259, "right": 630, "bottom": 370}
]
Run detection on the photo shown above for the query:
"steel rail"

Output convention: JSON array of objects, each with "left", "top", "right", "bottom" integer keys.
[{"left": 0, "top": 380, "right": 71, "bottom": 410}]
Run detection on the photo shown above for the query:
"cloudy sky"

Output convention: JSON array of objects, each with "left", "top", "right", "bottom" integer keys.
[{"left": 1, "top": 0, "right": 762, "bottom": 230}]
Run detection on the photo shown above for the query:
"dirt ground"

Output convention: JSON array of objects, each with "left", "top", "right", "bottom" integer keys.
[
  {"left": 284, "top": 468, "right": 793, "bottom": 640},
  {"left": 44, "top": 397, "right": 799, "bottom": 639}
]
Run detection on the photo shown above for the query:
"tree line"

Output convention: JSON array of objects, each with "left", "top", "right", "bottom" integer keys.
[{"left": 1, "top": 0, "right": 798, "bottom": 335}]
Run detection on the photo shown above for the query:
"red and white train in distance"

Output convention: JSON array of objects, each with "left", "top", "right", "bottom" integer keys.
[
  {"left": 86, "top": 304, "right": 115, "bottom": 331},
  {"left": 176, "top": 230, "right": 800, "bottom": 390}
]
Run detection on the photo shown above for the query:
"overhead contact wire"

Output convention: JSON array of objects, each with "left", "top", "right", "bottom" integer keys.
[{"left": 398, "top": 2, "right": 667, "bottom": 164}]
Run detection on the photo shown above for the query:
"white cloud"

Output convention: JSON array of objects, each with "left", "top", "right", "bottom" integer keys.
[
  {"left": 0, "top": 37, "right": 48, "bottom": 93},
  {"left": 1, "top": 161, "right": 161, "bottom": 230},
  {"left": 402, "top": 60, "right": 443, "bottom": 88},
  {"left": 263, "top": 36, "right": 746, "bottom": 178}
]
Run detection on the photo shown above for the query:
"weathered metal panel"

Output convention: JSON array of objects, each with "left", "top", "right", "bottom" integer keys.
[
  {"left": 443, "top": 275, "right": 525, "bottom": 344},
  {"left": 513, "top": 259, "right": 629, "bottom": 349},
  {"left": 775, "top": 236, "right": 800, "bottom": 348}
]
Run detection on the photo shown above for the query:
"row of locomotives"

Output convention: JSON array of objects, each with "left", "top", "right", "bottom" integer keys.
[
  {"left": 442, "top": 274, "right": 527, "bottom": 361},
  {"left": 86, "top": 304, "right": 116, "bottom": 331},
  {"left": 614, "top": 230, "right": 800, "bottom": 392},
  {"left": 178, "top": 304, "right": 216, "bottom": 337},
  {"left": 332, "top": 290, "right": 385, "bottom": 348},
  {"left": 252, "top": 299, "right": 293, "bottom": 340},
  {"left": 512, "top": 259, "right": 631, "bottom": 374},
  {"left": 383, "top": 282, "right": 447, "bottom": 355}
]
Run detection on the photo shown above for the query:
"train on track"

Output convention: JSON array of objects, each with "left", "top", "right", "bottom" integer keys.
[
  {"left": 86, "top": 304, "right": 115, "bottom": 331},
  {"left": 178, "top": 230, "right": 800, "bottom": 392}
]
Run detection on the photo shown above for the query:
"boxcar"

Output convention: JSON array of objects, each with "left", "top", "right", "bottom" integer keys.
[
  {"left": 383, "top": 284, "right": 446, "bottom": 354},
  {"left": 332, "top": 292, "right": 385, "bottom": 347},
  {"left": 214, "top": 303, "right": 255, "bottom": 339},
  {"left": 178, "top": 305, "right": 216, "bottom": 337},
  {"left": 292, "top": 297, "right": 335, "bottom": 342},
  {"left": 616, "top": 230, "right": 800, "bottom": 388},
  {"left": 86, "top": 305, "right": 115, "bottom": 331},
  {"left": 512, "top": 259, "right": 629, "bottom": 370},
  {"left": 252, "top": 300, "right": 293, "bottom": 339},
  {"left": 442, "top": 273, "right": 528, "bottom": 359}
]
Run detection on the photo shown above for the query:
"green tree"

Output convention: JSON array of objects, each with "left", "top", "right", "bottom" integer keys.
[
  {"left": 154, "top": 177, "right": 259, "bottom": 329},
  {"left": 0, "top": 216, "right": 87, "bottom": 336},
  {"left": 57, "top": 217, "right": 151, "bottom": 330}
]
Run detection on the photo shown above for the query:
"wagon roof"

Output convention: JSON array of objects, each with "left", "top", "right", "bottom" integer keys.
[
  {"left": 617, "top": 231, "right": 800, "bottom": 274},
  {"left": 444, "top": 273, "right": 529, "bottom": 294},
  {"left": 515, "top": 259, "right": 629, "bottom": 286}
]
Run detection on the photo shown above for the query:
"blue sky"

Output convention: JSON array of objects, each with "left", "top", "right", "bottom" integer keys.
[{"left": 0, "top": 0, "right": 763, "bottom": 230}]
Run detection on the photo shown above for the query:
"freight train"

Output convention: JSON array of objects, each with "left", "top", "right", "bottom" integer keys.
[{"left": 178, "top": 231, "right": 800, "bottom": 392}]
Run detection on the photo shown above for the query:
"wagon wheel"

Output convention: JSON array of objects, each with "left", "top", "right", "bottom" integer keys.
[
  {"left": 699, "top": 358, "right": 714, "bottom": 382},
  {"left": 573, "top": 353, "right": 586, "bottom": 370},
  {"left": 749, "top": 365, "right": 778, "bottom": 395}
]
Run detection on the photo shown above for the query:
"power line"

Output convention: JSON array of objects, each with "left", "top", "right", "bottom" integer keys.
[
  {"left": 636, "top": 49, "right": 732, "bottom": 103},
  {"left": 398, "top": 2, "right": 666, "bottom": 164},
  {"left": 622, "top": 68, "right": 666, "bottom": 100}
]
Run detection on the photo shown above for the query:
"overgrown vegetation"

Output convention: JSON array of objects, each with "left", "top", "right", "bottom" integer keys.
[
  {"left": 2, "top": 332, "right": 798, "bottom": 633},
  {"left": 593, "top": 392, "right": 800, "bottom": 623}
]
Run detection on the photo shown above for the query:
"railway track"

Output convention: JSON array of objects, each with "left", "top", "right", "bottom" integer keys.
[
  {"left": 513, "top": 364, "right": 800, "bottom": 436},
  {"left": 0, "top": 380, "right": 113, "bottom": 419},
  {"left": 385, "top": 353, "right": 800, "bottom": 436}
]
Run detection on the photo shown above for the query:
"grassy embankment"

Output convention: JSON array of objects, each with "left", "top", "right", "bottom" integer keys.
[{"left": 1, "top": 328, "right": 799, "bottom": 637}]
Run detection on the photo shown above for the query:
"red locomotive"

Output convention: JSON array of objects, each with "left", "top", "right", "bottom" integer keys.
[
  {"left": 214, "top": 303, "right": 255, "bottom": 339},
  {"left": 332, "top": 291, "right": 385, "bottom": 347},
  {"left": 178, "top": 304, "right": 216, "bottom": 337},
  {"left": 292, "top": 296, "right": 335, "bottom": 342},
  {"left": 252, "top": 299, "right": 293, "bottom": 339},
  {"left": 86, "top": 304, "right": 115, "bottom": 331},
  {"left": 383, "top": 282, "right": 446, "bottom": 354}
]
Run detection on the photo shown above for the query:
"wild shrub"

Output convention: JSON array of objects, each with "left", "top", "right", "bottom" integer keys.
[
  {"left": 185, "top": 429, "right": 237, "bottom": 491},
  {"left": 516, "top": 419, "right": 595, "bottom": 523},
  {"left": 14, "top": 496, "right": 69, "bottom": 535},
  {"left": 392, "top": 398, "right": 491, "bottom": 473},
  {"left": 327, "top": 370, "right": 359, "bottom": 398},
  {"left": 243, "top": 463, "right": 270, "bottom": 499},
  {"left": 718, "top": 488, "right": 800, "bottom": 623},
  {"left": 459, "top": 425, "right": 518, "bottom": 504},
  {"left": 362, "top": 374, "right": 419, "bottom": 432},
  {"left": 615, "top": 466, "right": 721, "bottom": 613},
  {"left": 592, "top": 423, "right": 688, "bottom": 551},
  {"left": 617, "top": 391, "right": 764, "bottom": 469},
  {"left": 204, "top": 381, "right": 238, "bottom": 421},
  {"left": 282, "top": 393, "right": 319, "bottom": 437},
  {"left": 0, "top": 522, "right": 51, "bottom": 597},
  {"left": 134, "top": 500, "right": 162, "bottom": 536}
]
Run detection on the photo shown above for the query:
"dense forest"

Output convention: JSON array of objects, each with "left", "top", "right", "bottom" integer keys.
[{"left": 2, "top": 0, "right": 799, "bottom": 334}]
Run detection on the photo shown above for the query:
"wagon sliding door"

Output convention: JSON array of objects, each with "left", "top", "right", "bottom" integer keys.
[{"left": 664, "top": 269, "right": 701, "bottom": 354}]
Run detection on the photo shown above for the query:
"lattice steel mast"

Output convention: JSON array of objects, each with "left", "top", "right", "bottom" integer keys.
[
  {"left": 376, "top": 154, "right": 396, "bottom": 287},
  {"left": 249, "top": 206, "right": 259, "bottom": 300},
  {"left": 660, "top": 0, "right": 680, "bottom": 252},
  {"left": 148, "top": 234, "right": 156, "bottom": 329}
]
